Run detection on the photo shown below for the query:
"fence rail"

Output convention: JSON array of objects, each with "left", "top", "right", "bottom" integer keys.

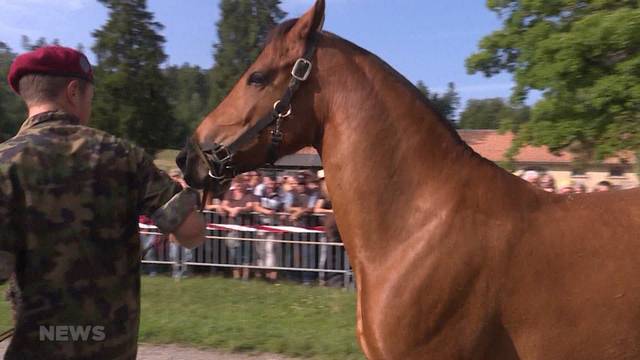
[{"left": 140, "top": 211, "right": 353, "bottom": 288}]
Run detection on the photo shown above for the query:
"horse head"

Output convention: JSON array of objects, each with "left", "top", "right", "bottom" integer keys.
[{"left": 177, "top": 0, "right": 326, "bottom": 195}]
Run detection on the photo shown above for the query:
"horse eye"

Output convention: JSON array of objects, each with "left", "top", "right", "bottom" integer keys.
[{"left": 247, "top": 72, "right": 267, "bottom": 86}]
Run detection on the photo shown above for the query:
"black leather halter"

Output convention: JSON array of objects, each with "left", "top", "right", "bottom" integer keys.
[{"left": 189, "top": 34, "right": 318, "bottom": 195}]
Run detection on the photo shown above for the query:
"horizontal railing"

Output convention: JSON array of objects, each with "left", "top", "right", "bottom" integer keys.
[{"left": 140, "top": 210, "right": 353, "bottom": 288}]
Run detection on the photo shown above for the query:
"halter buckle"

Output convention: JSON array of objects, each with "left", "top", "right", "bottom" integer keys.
[
  {"left": 273, "top": 100, "right": 292, "bottom": 118},
  {"left": 212, "top": 144, "right": 233, "bottom": 163},
  {"left": 291, "top": 58, "right": 312, "bottom": 81}
]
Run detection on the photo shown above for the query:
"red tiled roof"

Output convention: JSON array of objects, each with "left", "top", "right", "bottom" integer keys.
[
  {"left": 296, "top": 130, "right": 636, "bottom": 165},
  {"left": 458, "top": 130, "right": 572, "bottom": 163},
  {"left": 458, "top": 130, "right": 636, "bottom": 165}
]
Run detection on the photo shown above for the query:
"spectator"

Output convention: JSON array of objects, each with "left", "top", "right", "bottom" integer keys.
[
  {"left": 594, "top": 180, "right": 613, "bottom": 192},
  {"left": 284, "top": 175, "right": 311, "bottom": 222},
  {"left": 168, "top": 169, "right": 193, "bottom": 279},
  {"left": 539, "top": 173, "right": 556, "bottom": 193},
  {"left": 313, "top": 170, "right": 343, "bottom": 286},
  {"left": 221, "top": 182, "right": 255, "bottom": 280},
  {"left": 284, "top": 175, "right": 315, "bottom": 284},
  {"left": 521, "top": 170, "right": 540, "bottom": 186},
  {"left": 204, "top": 191, "right": 222, "bottom": 212},
  {"left": 253, "top": 176, "right": 282, "bottom": 282},
  {"left": 246, "top": 171, "right": 261, "bottom": 194},
  {"left": 557, "top": 180, "right": 574, "bottom": 195},
  {"left": 139, "top": 215, "right": 159, "bottom": 276},
  {"left": 305, "top": 171, "right": 322, "bottom": 209},
  {"left": 313, "top": 170, "right": 337, "bottom": 235},
  {"left": 574, "top": 182, "right": 587, "bottom": 194},
  {"left": 253, "top": 175, "right": 269, "bottom": 197}
]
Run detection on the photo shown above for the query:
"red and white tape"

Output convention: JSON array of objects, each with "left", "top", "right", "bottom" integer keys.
[{"left": 140, "top": 223, "right": 324, "bottom": 234}]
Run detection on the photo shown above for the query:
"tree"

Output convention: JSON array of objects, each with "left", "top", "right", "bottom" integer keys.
[
  {"left": 466, "top": 1, "right": 640, "bottom": 161},
  {"left": 21, "top": 35, "right": 60, "bottom": 51},
  {"left": 92, "top": 0, "right": 176, "bottom": 151},
  {"left": 165, "top": 63, "right": 210, "bottom": 137},
  {"left": 209, "top": 0, "right": 286, "bottom": 107},
  {"left": 0, "top": 42, "right": 25, "bottom": 141},
  {"left": 459, "top": 98, "right": 529, "bottom": 130},
  {"left": 415, "top": 81, "right": 461, "bottom": 123}
]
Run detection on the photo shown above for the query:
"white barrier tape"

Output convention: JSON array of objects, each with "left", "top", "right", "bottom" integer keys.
[{"left": 140, "top": 223, "right": 324, "bottom": 234}]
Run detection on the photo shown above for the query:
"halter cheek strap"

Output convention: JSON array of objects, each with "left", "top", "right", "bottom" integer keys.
[{"left": 190, "top": 33, "right": 318, "bottom": 193}]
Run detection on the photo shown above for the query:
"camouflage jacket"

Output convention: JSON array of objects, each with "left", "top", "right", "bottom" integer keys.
[{"left": 0, "top": 111, "right": 181, "bottom": 360}]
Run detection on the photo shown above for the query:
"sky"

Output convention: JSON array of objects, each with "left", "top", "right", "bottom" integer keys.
[{"left": 0, "top": 0, "right": 523, "bottom": 107}]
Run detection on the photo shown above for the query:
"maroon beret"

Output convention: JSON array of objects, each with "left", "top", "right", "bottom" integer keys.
[{"left": 7, "top": 46, "right": 94, "bottom": 94}]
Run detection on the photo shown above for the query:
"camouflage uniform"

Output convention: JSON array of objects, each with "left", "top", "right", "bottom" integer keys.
[{"left": 0, "top": 111, "right": 181, "bottom": 359}]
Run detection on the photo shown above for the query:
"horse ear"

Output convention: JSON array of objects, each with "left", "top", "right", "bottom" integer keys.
[{"left": 290, "top": 0, "right": 325, "bottom": 42}]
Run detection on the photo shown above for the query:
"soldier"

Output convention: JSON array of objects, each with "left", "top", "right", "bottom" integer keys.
[{"left": 0, "top": 46, "right": 205, "bottom": 359}]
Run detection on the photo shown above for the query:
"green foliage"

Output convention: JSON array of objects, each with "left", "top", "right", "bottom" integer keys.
[
  {"left": 459, "top": 98, "right": 529, "bottom": 130},
  {"left": 415, "top": 81, "right": 461, "bottom": 123},
  {"left": 165, "top": 64, "right": 210, "bottom": 138},
  {"left": 0, "top": 42, "right": 26, "bottom": 142},
  {"left": 209, "top": 0, "right": 286, "bottom": 107},
  {"left": 92, "top": 0, "right": 177, "bottom": 152},
  {"left": 467, "top": 1, "right": 640, "bottom": 160}
]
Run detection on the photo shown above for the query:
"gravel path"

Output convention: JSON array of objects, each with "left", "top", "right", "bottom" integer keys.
[{"left": 0, "top": 342, "right": 297, "bottom": 359}]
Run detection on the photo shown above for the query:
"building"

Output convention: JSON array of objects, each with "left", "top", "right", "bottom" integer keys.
[
  {"left": 276, "top": 130, "right": 639, "bottom": 191},
  {"left": 459, "top": 130, "right": 638, "bottom": 190}
]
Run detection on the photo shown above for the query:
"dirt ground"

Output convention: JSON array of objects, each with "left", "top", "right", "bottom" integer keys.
[{"left": 0, "top": 342, "right": 296, "bottom": 359}]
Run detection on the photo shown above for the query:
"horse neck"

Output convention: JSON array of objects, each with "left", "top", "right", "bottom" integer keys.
[{"left": 314, "top": 37, "right": 529, "bottom": 253}]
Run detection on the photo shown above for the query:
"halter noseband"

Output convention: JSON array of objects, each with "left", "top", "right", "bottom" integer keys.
[{"left": 190, "top": 34, "right": 318, "bottom": 195}]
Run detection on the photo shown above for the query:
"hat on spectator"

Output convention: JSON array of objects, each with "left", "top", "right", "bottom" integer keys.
[
  {"left": 521, "top": 170, "right": 540, "bottom": 182},
  {"left": 8, "top": 46, "right": 94, "bottom": 94}
]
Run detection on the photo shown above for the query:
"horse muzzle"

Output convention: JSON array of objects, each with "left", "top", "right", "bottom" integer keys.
[{"left": 176, "top": 140, "right": 234, "bottom": 197}]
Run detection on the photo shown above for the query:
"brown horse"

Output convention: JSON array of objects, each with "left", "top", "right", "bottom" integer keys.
[{"left": 177, "top": 1, "right": 640, "bottom": 358}]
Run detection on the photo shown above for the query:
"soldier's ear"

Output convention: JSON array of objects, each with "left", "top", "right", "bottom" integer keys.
[{"left": 65, "top": 80, "right": 82, "bottom": 105}]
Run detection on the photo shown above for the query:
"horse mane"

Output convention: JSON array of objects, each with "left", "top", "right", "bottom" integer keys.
[
  {"left": 324, "top": 32, "right": 467, "bottom": 144},
  {"left": 267, "top": 18, "right": 486, "bottom": 160},
  {"left": 265, "top": 18, "right": 299, "bottom": 46}
]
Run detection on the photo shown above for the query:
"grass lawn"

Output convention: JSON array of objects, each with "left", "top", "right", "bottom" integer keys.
[
  {"left": 1, "top": 277, "right": 364, "bottom": 359},
  {"left": 0, "top": 284, "right": 9, "bottom": 335}
]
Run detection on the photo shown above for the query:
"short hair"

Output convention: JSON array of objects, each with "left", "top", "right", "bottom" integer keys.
[
  {"left": 18, "top": 74, "right": 88, "bottom": 105},
  {"left": 597, "top": 180, "right": 612, "bottom": 188}
]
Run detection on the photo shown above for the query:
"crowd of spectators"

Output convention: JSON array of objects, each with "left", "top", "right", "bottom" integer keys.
[
  {"left": 520, "top": 170, "right": 615, "bottom": 194},
  {"left": 141, "top": 168, "right": 341, "bottom": 284}
]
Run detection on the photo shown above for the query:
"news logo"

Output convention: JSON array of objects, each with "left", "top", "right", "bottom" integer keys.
[{"left": 39, "top": 325, "right": 106, "bottom": 342}]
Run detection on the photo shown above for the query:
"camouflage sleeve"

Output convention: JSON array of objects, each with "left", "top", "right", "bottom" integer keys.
[{"left": 133, "top": 148, "right": 182, "bottom": 216}]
